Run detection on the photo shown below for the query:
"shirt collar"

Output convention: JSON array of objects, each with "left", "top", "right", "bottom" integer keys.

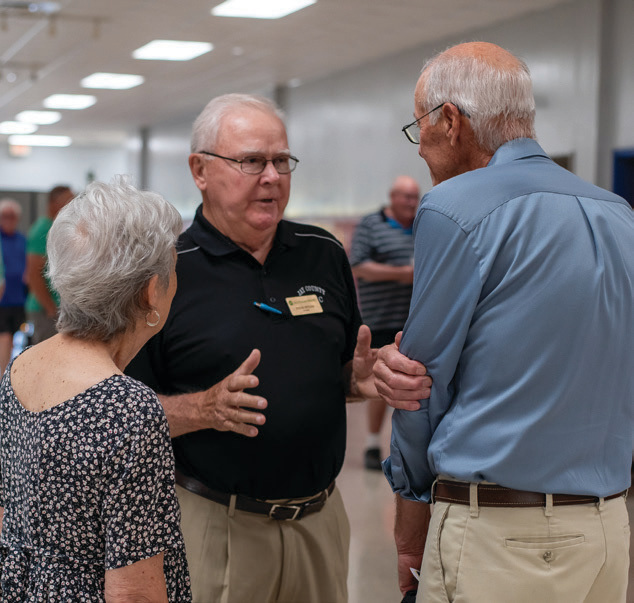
[
  {"left": 186, "top": 204, "right": 296, "bottom": 257},
  {"left": 487, "top": 138, "right": 550, "bottom": 168}
]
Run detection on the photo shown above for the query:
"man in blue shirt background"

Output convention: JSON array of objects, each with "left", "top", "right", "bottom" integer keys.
[
  {"left": 374, "top": 41, "right": 634, "bottom": 602},
  {"left": 0, "top": 198, "right": 26, "bottom": 373}
]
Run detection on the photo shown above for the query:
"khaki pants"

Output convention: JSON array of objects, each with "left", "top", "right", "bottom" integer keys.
[
  {"left": 177, "top": 484, "right": 350, "bottom": 603},
  {"left": 417, "top": 494, "right": 629, "bottom": 603}
]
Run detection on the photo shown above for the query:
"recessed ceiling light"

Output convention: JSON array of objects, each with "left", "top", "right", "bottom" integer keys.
[
  {"left": 8, "top": 134, "right": 71, "bottom": 147},
  {"left": 0, "top": 121, "right": 38, "bottom": 135},
  {"left": 43, "top": 94, "right": 97, "bottom": 110},
  {"left": 25, "top": 2, "right": 60, "bottom": 14},
  {"left": 15, "top": 110, "right": 61, "bottom": 125},
  {"left": 212, "top": 0, "right": 316, "bottom": 19},
  {"left": 132, "top": 40, "right": 213, "bottom": 61},
  {"left": 81, "top": 72, "right": 145, "bottom": 90}
]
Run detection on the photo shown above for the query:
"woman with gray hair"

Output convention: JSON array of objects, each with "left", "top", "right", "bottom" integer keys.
[{"left": 0, "top": 177, "right": 191, "bottom": 602}]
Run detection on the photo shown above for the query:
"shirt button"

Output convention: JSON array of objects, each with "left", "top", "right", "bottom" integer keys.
[{"left": 269, "top": 297, "right": 276, "bottom": 303}]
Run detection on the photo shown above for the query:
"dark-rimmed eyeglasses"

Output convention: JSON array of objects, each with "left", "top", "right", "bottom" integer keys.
[
  {"left": 197, "top": 150, "right": 299, "bottom": 175},
  {"left": 402, "top": 103, "right": 471, "bottom": 144}
]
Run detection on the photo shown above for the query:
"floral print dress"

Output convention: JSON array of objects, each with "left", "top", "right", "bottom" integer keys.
[{"left": 0, "top": 365, "right": 191, "bottom": 602}]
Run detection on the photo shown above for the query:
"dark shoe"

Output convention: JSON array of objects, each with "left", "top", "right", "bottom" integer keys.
[{"left": 364, "top": 447, "right": 383, "bottom": 471}]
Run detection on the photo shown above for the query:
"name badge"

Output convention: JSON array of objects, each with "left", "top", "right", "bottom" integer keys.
[{"left": 285, "top": 294, "right": 323, "bottom": 316}]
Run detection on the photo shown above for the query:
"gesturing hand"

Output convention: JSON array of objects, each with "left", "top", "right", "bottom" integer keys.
[
  {"left": 194, "top": 349, "right": 268, "bottom": 437},
  {"left": 350, "top": 325, "right": 379, "bottom": 400}
]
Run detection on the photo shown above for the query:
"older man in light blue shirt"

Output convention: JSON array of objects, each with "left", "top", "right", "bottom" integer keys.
[{"left": 374, "top": 41, "right": 634, "bottom": 603}]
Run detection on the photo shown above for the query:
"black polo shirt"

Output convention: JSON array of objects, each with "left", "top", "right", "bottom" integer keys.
[{"left": 127, "top": 205, "right": 361, "bottom": 499}]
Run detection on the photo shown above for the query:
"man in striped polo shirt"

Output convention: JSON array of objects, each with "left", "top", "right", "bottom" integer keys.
[{"left": 349, "top": 175, "right": 420, "bottom": 470}]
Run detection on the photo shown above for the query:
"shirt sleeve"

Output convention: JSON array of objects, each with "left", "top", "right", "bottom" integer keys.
[
  {"left": 0, "top": 240, "right": 4, "bottom": 286},
  {"left": 384, "top": 208, "right": 482, "bottom": 502},
  {"left": 101, "top": 401, "right": 182, "bottom": 569},
  {"left": 348, "top": 216, "right": 373, "bottom": 266},
  {"left": 341, "top": 248, "right": 363, "bottom": 365},
  {"left": 26, "top": 221, "right": 48, "bottom": 256}
]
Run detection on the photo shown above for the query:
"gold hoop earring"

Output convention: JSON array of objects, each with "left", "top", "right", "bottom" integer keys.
[{"left": 146, "top": 309, "right": 160, "bottom": 327}]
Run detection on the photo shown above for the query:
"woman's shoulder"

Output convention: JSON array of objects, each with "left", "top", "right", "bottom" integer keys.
[
  {"left": 73, "top": 375, "right": 169, "bottom": 450},
  {"left": 97, "top": 375, "right": 165, "bottom": 419}
]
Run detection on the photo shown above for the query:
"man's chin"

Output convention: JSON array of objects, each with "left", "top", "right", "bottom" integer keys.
[{"left": 248, "top": 211, "right": 283, "bottom": 232}]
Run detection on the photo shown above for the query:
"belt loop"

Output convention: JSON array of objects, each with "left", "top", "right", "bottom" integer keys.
[
  {"left": 469, "top": 483, "right": 479, "bottom": 518},
  {"left": 597, "top": 496, "right": 606, "bottom": 512},
  {"left": 544, "top": 493, "right": 553, "bottom": 517},
  {"left": 228, "top": 494, "right": 237, "bottom": 518},
  {"left": 431, "top": 478, "right": 439, "bottom": 505}
]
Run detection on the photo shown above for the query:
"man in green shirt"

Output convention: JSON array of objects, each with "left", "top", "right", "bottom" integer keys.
[{"left": 25, "top": 185, "right": 74, "bottom": 343}]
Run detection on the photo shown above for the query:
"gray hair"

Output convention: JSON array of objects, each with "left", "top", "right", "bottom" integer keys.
[
  {"left": 0, "top": 198, "right": 21, "bottom": 217},
  {"left": 47, "top": 176, "right": 182, "bottom": 341},
  {"left": 190, "top": 93, "right": 286, "bottom": 153},
  {"left": 420, "top": 45, "right": 536, "bottom": 153}
]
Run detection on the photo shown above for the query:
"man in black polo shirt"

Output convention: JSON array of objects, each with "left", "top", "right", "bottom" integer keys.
[{"left": 128, "top": 94, "right": 422, "bottom": 603}]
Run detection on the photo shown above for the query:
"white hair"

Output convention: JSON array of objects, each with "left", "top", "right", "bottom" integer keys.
[
  {"left": 420, "top": 45, "right": 536, "bottom": 153},
  {"left": 47, "top": 176, "right": 182, "bottom": 341},
  {"left": 0, "top": 198, "right": 21, "bottom": 217},
  {"left": 190, "top": 93, "right": 285, "bottom": 153}
]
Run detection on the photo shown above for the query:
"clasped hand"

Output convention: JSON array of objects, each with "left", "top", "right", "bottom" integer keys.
[{"left": 373, "top": 332, "right": 432, "bottom": 410}]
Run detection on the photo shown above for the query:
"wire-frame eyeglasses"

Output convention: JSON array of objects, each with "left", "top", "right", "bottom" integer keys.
[
  {"left": 198, "top": 151, "right": 299, "bottom": 174},
  {"left": 402, "top": 103, "right": 471, "bottom": 144}
]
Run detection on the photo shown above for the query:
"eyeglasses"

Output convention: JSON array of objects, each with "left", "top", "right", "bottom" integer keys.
[
  {"left": 198, "top": 150, "right": 299, "bottom": 175},
  {"left": 402, "top": 102, "right": 471, "bottom": 144}
]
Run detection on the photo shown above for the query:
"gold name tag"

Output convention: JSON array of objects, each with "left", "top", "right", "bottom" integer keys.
[{"left": 285, "top": 294, "right": 323, "bottom": 316}]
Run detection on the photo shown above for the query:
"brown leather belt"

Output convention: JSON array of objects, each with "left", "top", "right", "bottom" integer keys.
[
  {"left": 434, "top": 480, "right": 627, "bottom": 508},
  {"left": 175, "top": 469, "right": 335, "bottom": 520}
]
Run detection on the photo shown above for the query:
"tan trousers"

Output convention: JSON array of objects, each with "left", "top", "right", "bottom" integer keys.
[
  {"left": 417, "top": 494, "right": 630, "bottom": 603},
  {"left": 176, "top": 484, "right": 350, "bottom": 603}
]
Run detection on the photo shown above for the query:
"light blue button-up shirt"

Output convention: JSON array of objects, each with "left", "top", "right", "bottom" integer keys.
[{"left": 384, "top": 138, "right": 634, "bottom": 502}]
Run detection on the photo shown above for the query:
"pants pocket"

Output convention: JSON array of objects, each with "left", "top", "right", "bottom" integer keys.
[
  {"left": 504, "top": 534, "right": 585, "bottom": 550},
  {"left": 419, "top": 502, "right": 454, "bottom": 602}
]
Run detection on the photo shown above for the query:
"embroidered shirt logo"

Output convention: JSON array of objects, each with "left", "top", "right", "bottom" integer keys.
[{"left": 297, "top": 285, "right": 326, "bottom": 303}]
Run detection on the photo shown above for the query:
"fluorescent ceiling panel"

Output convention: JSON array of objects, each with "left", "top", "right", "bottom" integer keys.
[
  {"left": 16, "top": 110, "right": 61, "bottom": 125},
  {"left": 8, "top": 135, "right": 71, "bottom": 147},
  {"left": 81, "top": 72, "right": 145, "bottom": 90},
  {"left": 212, "top": 0, "right": 316, "bottom": 19},
  {"left": 0, "top": 121, "right": 38, "bottom": 135},
  {"left": 44, "top": 94, "right": 97, "bottom": 110},
  {"left": 133, "top": 40, "right": 213, "bottom": 61}
]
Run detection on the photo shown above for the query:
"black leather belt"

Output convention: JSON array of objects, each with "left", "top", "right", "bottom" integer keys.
[
  {"left": 434, "top": 479, "right": 627, "bottom": 508},
  {"left": 175, "top": 469, "right": 335, "bottom": 520}
]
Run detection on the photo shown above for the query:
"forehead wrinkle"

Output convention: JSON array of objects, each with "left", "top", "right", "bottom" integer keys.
[{"left": 238, "top": 147, "right": 291, "bottom": 156}]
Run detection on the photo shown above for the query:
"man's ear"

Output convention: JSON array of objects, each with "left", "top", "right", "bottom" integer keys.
[
  {"left": 189, "top": 154, "right": 208, "bottom": 191},
  {"left": 441, "top": 103, "right": 464, "bottom": 147}
]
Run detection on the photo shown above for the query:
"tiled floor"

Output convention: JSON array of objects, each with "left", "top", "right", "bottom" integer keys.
[
  {"left": 340, "top": 402, "right": 634, "bottom": 603},
  {"left": 340, "top": 402, "right": 400, "bottom": 603}
]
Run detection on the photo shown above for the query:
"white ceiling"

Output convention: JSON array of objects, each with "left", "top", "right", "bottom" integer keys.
[{"left": 0, "top": 0, "right": 573, "bottom": 146}]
